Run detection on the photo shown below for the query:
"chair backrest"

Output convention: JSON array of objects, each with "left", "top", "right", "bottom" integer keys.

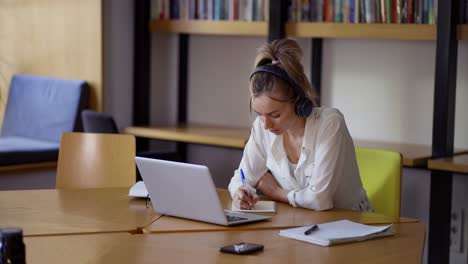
[
  {"left": 56, "top": 132, "right": 135, "bottom": 189},
  {"left": 1, "top": 74, "right": 89, "bottom": 142},
  {"left": 81, "top": 110, "right": 119, "bottom": 134},
  {"left": 355, "top": 147, "right": 402, "bottom": 218}
]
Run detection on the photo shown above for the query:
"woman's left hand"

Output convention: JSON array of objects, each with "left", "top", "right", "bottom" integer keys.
[{"left": 256, "top": 172, "right": 289, "bottom": 203}]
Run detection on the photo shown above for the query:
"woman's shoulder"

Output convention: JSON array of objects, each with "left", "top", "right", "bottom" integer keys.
[{"left": 311, "top": 107, "right": 344, "bottom": 122}]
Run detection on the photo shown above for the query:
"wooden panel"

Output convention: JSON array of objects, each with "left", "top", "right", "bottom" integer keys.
[
  {"left": 150, "top": 19, "right": 268, "bottom": 36},
  {"left": 428, "top": 153, "right": 468, "bottom": 174},
  {"left": 0, "top": 188, "right": 159, "bottom": 236},
  {"left": 56, "top": 133, "right": 136, "bottom": 189},
  {"left": 0, "top": 0, "right": 103, "bottom": 125},
  {"left": 143, "top": 189, "right": 417, "bottom": 233},
  {"left": 25, "top": 223, "right": 425, "bottom": 263},
  {"left": 124, "top": 123, "right": 250, "bottom": 149},
  {"left": 286, "top": 23, "right": 436, "bottom": 40}
]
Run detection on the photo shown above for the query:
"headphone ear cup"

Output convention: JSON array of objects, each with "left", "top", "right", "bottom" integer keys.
[{"left": 295, "top": 97, "right": 313, "bottom": 117}]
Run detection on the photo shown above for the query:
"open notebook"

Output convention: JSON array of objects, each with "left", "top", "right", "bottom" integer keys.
[
  {"left": 279, "top": 220, "right": 394, "bottom": 246},
  {"left": 231, "top": 200, "right": 277, "bottom": 213}
]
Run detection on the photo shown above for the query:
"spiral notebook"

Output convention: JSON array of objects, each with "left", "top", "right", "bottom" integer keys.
[{"left": 279, "top": 220, "right": 394, "bottom": 246}]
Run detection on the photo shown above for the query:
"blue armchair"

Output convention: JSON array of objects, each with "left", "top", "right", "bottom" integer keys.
[{"left": 0, "top": 74, "right": 89, "bottom": 166}]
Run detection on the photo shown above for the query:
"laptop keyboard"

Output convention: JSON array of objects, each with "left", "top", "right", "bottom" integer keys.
[{"left": 226, "top": 215, "right": 248, "bottom": 222}]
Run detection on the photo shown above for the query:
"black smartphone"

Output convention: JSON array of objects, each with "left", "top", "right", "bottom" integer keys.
[{"left": 219, "top": 242, "right": 264, "bottom": 255}]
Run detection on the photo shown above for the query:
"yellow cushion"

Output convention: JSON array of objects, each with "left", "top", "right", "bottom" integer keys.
[{"left": 355, "top": 147, "right": 402, "bottom": 218}]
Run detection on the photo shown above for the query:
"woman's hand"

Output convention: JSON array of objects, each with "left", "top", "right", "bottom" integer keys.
[
  {"left": 233, "top": 186, "right": 259, "bottom": 209},
  {"left": 256, "top": 172, "right": 289, "bottom": 203}
]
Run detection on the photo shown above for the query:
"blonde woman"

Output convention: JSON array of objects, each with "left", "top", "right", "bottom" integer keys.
[{"left": 229, "top": 39, "right": 372, "bottom": 212}]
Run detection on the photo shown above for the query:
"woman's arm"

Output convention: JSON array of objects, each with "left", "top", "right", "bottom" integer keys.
[{"left": 256, "top": 171, "right": 289, "bottom": 203}]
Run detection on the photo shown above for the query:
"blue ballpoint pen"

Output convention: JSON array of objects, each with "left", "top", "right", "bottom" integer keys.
[{"left": 239, "top": 168, "right": 252, "bottom": 207}]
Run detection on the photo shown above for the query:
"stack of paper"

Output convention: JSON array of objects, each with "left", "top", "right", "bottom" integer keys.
[
  {"left": 279, "top": 220, "right": 394, "bottom": 246},
  {"left": 128, "top": 181, "right": 148, "bottom": 198}
]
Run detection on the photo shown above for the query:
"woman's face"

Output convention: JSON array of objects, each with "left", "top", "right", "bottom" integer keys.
[{"left": 251, "top": 92, "right": 298, "bottom": 135}]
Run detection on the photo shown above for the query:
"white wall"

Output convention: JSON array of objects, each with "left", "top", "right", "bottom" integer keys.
[{"left": 103, "top": 0, "right": 134, "bottom": 129}]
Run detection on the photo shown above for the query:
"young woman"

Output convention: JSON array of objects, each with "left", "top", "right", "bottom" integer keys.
[{"left": 229, "top": 39, "right": 372, "bottom": 212}]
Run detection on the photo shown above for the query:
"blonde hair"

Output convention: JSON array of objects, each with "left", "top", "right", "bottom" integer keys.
[{"left": 250, "top": 38, "right": 318, "bottom": 105}]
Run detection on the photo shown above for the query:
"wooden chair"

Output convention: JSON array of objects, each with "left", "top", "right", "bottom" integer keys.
[
  {"left": 355, "top": 147, "right": 402, "bottom": 218},
  {"left": 56, "top": 132, "right": 135, "bottom": 189}
]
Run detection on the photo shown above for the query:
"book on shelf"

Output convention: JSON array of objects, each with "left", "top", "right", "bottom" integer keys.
[
  {"left": 279, "top": 220, "right": 394, "bottom": 246},
  {"left": 150, "top": 0, "right": 444, "bottom": 25}
]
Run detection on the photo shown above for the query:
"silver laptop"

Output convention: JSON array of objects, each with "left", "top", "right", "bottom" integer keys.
[{"left": 135, "top": 157, "right": 271, "bottom": 226}]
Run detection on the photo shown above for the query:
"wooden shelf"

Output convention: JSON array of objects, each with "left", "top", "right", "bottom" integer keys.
[
  {"left": 150, "top": 20, "right": 468, "bottom": 40},
  {"left": 286, "top": 23, "right": 436, "bottom": 40},
  {"left": 124, "top": 123, "right": 250, "bottom": 149},
  {"left": 125, "top": 123, "right": 468, "bottom": 168},
  {"left": 428, "top": 153, "right": 468, "bottom": 174},
  {"left": 149, "top": 19, "right": 268, "bottom": 36},
  {"left": 458, "top": 24, "right": 468, "bottom": 40}
]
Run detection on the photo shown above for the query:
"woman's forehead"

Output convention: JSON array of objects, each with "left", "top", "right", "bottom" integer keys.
[{"left": 252, "top": 94, "right": 290, "bottom": 111}]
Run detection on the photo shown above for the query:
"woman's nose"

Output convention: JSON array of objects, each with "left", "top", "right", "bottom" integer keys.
[{"left": 263, "top": 118, "right": 272, "bottom": 130}]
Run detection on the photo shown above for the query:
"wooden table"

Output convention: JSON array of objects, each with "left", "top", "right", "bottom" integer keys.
[
  {"left": 428, "top": 153, "right": 468, "bottom": 174},
  {"left": 0, "top": 188, "right": 159, "bottom": 236},
  {"left": 143, "top": 189, "right": 417, "bottom": 233},
  {"left": 25, "top": 222, "right": 425, "bottom": 264}
]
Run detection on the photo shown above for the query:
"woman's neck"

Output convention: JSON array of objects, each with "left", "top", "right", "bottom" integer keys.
[{"left": 285, "top": 117, "right": 306, "bottom": 140}]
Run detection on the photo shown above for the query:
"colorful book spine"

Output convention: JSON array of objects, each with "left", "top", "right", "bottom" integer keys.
[
  {"left": 353, "top": 0, "right": 359, "bottom": 22},
  {"left": 335, "top": 0, "right": 343, "bottom": 22},
  {"left": 252, "top": 0, "right": 258, "bottom": 20},
  {"left": 428, "top": 0, "right": 434, "bottom": 24},
  {"left": 264, "top": 0, "right": 269, "bottom": 21},
  {"left": 364, "top": 0, "right": 372, "bottom": 23},
  {"left": 380, "top": 0, "right": 386, "bottom": 23},
  {"left": 302, "top": 0, "right": 311, "bottom": 21},
  {"left": 349, "top": 0, "right": 356, "bottom": 22},
  {"left": 407, "top": 0, "right": 413, "bottom": 23},
  {"left": 258, "top": 0, "right": 264, "bottom": 21},
  {"left": 359, "top": 0, "right": 366, "bottom": 22},
  {"left": 375, "top": 0, "right": 381, "bottom": 23}
]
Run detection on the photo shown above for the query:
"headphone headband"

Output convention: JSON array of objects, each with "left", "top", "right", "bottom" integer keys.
[{"left": 250, "top": 64, "right": 306, "bottom": 99}]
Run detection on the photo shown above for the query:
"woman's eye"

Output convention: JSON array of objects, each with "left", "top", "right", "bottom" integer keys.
[{"left": 272, "top": 114, "right": 280, "bottom": 118}]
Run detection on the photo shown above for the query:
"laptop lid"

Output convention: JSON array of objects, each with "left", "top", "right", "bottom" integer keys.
[{"left": 136, "top": 157, "right": 271, "bottom": 226}]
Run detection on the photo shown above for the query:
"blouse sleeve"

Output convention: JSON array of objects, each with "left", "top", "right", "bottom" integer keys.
[
  {"left": 288, "top": 112, "right": 351, "bottom": 210},
  {"left": 228, "top": 120, "right": 269, "bottom": 198}
]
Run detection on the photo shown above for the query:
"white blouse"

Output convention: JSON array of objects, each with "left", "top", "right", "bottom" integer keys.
[{"left": 228, "top": 107, "right": 369, "bottom": 211}]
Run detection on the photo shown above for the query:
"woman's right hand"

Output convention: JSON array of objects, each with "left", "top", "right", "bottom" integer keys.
[{"left": 233, "top": 186, "right": 259, "bottom": 210}]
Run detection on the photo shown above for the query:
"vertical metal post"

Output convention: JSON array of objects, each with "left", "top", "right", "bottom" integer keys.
[
  {"left": 311, "top": 38, "right": 323, "bottom": 105},
  {"left": 428, "top": 0, "right": 458, "bottom": 262},
  {"left": 177, "top": 34, "right": 189, "bottom": 162},
  {"left": 268, "top": 0, "right": 289, "bottom": 42},
  {"left": 133, "top": 0, "right": 151, "bottom": 152}
]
